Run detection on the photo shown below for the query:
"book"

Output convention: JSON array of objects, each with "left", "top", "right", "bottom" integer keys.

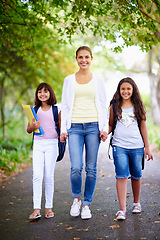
[{"left": 21, "top": 104, "right": 44, "bottom": 135}]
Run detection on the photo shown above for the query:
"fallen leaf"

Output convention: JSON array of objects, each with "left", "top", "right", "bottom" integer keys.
[
  {"left": 9, "top": 202, "right": 13, "bottom": 205},
  {"left": 5, "top": 219, "right": 10, "bottom": 221},
  {"left": 63, "top": 201, "right": 70, "bottom": 204},
  {"left": 154, "top": 221, "right": 160, "bottom": 223},
  {"left": 73, "top": 238, "right": 80, "bottom": 240},
  {"left": 109, "top": 224, "right": 120, "bottom": 229},
  {"left": 2, "top": 186, "right": 5, "bottom": 188},
  {"left": 77, "top": 226, "right": 90, "bottom": 232},
  {"left": 140, "top": 238, "right": 147, "bottom": 240},
  {"left": 66, "top": 225, "right": 77, "bottom": 230},
  {"left": 102, "top": 172, "right": 106, "bottom": 177},
  {"left": 113, "top": 218, "right": 118, "bottom": 221},
  {"left": 21, "top": 180, "right": 24, "bottom": 183},
  {"left": 96, "top": 188, "right": 99, "bottom": 190},
  {"left": 150, "top": 205, "right": 153, "bottom": 207}
]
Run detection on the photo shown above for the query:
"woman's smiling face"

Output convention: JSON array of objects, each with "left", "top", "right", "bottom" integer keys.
[{"left": 76, "top": 49, "right": 93, "bottom": 70}]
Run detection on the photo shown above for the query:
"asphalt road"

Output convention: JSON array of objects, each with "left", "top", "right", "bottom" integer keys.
[{"left": 0, "top": 141, "right": 160, "bottom": 240}]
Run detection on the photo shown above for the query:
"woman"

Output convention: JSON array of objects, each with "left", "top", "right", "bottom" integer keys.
[{"left": 60, "top": 46, "right": 108, "bottom": 219}]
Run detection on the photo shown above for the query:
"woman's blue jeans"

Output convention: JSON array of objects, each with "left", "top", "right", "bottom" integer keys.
[{"left": 68, "top": 122, "right": 100, "bottom": 206}]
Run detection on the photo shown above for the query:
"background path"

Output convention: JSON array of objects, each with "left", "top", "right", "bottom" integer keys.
[{"left": 0, "top": 141, "right": 160, "bottom": 240}]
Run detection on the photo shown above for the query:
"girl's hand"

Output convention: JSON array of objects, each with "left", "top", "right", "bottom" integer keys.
[
  {"left": 32, "top": 119, "right": 41, "bottom": 130},
  {"left": 100, "top": 131, "right": 108, "bottom": 142},
  {"left": 27, "top": 119, "right": 41, "bottom": 134},
  {"left": 145, "top": 148, "right": 153, "bottom": 161},
  {"left": 60, "top": 133, "right": 68, "bottom": 142}
]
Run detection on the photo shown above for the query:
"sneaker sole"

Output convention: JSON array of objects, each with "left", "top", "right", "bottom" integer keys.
[
  {"left": 132, "top": 211, "right": 141, "bottom": 214},
  {"left": 81, "top": 215, "right": 92, "bottom": 220},
  {"left": 70, "top": 211, "right": 80, "bottom": 217},
  {"left": 116, "top": 217, "right": 126, "bottom": 220}
]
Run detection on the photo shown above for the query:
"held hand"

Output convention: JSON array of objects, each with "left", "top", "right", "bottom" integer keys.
[
  {"left": 100, "top": 131, "right": 108, "bottom": 142},
  {"left": 145, "top": 148, "right": 153, "bottom": 161},
  {"left": 60, "top": 133, "right": 68, "bottom": 142}
]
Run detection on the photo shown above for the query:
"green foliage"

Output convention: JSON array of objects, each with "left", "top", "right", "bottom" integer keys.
[
  {"left": 147, "top": 115, "right": 160, "bottom": 149},
  {"left": 141, "top": 93, "right": 151, "bottom": 112},
  {"left": 0, "top": 138, "right": 32, "bottom": 173}
]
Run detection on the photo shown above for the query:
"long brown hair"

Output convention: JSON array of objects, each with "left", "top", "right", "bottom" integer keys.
[
  {"left": 35, "top": 82, "right": 57, "bottom": 106},
  {"left": 110, "top": 77, "right": 146, "bottom": 120}
]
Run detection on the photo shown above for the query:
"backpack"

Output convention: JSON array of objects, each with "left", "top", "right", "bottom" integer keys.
[
  {"left": 33, "top": 105, "right": 66, "bottom": 162},
  {"left": 108, "top": 101, "right": 145, "bottom": 170}
]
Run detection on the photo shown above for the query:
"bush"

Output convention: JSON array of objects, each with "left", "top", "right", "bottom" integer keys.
[{"left": 0, "top": 138, "right": 32, "bottom": 173}]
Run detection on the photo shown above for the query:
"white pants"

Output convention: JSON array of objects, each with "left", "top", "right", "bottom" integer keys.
[{"left": 32, "top": 139, "right": 58, "bottom": 209}]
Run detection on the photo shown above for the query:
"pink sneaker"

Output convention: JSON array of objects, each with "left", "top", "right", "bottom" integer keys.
[
  {"left": 116, "top": 210, "right": 126, "bottom": 220},
  {"left": 132, "top": 203, "right": 141, "bottom": 213}
]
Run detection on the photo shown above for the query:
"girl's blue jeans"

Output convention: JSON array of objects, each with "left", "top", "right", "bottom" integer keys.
[
  {"left": 112, "top": 146, "right": 144, "bottom": 179},
  {"left": 68, "top": 122, "right": 100, "bottom": 206}
]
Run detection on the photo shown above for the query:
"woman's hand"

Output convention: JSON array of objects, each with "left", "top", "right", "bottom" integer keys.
[
  {"left": 60, "top": 133, "right": 68, "bottom": 142},
  {"left": 100, "top": 131, "right": 108, "bottom": 142}
]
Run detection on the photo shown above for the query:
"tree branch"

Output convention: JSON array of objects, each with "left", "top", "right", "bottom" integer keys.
[{"left": 0, "top": 22, "right": 37, "bottom": 26}]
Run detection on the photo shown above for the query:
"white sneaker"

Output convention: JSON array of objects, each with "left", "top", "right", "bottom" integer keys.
[
  {"left": 70, "top": 198, "right": 81, "bottom": 217},
  {"left": 116, "top": 210, "right": 126, "bottom": 220},
  {"left": 132, "top": 203, "right": 141, "bottom": 213},
  {"left": 81, "top": 205, "right": 92, "bottom": 219}
]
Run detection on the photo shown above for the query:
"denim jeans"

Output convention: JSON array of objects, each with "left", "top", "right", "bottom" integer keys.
[
  {"left": 113, "top": 146, "right": 144, "bottom": 179},
  {"left": 68, "top": 122, "right": 101, "bottom": 206}
]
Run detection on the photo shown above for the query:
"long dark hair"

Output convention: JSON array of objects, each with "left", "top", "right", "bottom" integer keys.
[
  {"left": 35, "top": 82, "right": 57, "bottom": 106},
  {"left": 110, "top": 77, "right": 146, "bottom": 120}
]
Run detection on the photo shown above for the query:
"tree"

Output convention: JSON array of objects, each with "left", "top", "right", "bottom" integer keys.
[{"left": 1, "top": 0, "right": 160, "bottom": 132}]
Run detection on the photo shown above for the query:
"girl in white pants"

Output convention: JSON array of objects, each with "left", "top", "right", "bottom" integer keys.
[{"left": 27, "top": 83, "right": 61, "bottom": 220}]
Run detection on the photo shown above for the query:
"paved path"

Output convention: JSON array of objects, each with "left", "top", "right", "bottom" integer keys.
[{"left": 0, "top": 141, "right": 160, "bottom": 240}]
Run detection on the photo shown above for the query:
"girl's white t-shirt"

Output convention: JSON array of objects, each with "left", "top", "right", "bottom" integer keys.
[
  {"left": 34, "top": 106, "right": 59, "bottom": 140},
  {"left": 112, "top": 107, "right": 144, "bottom": 149}
]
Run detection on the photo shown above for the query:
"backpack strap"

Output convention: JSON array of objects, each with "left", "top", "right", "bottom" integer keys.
[
  {"left": 108, "top": 101, "right": 117, "bottom": 159},
  {"left": 52, "top": 106, "right": 60, "bottom": 137},
  {"left": 112, "top": 101, "right": 117, "bottom": 135}
]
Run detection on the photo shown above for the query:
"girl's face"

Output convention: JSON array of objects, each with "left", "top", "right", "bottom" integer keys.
[
  {"left": 120, "top": 82, "right": 133, "bottom": 101},
  {"left": 37, "top": 87, "right": 50, "bottom": 103},
  {"left": 76, "top": 50, "right": 93, "bottom": 70}
]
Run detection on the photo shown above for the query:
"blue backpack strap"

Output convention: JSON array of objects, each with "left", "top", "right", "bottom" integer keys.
[{"left": 52, "top": 106, "right": 60, "bottom": 137}]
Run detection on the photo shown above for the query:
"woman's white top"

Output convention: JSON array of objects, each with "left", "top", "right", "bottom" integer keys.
[
  {"left": 61, "top": 73, "right": 108, "bottom": 133},
  {"left": 71, "top": 79, "right": 98, "bottom": 123},
  {"left": 112, "top": 107, "right": 144, "bottom": 149}
]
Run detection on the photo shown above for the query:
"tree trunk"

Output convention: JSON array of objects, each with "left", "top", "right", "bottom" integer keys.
[
  {"left": 148, "top": 50, "right": 160, "bottom": 125},
  {"left": 0, "top": 76, "right": 6, "bottom": 139}
]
